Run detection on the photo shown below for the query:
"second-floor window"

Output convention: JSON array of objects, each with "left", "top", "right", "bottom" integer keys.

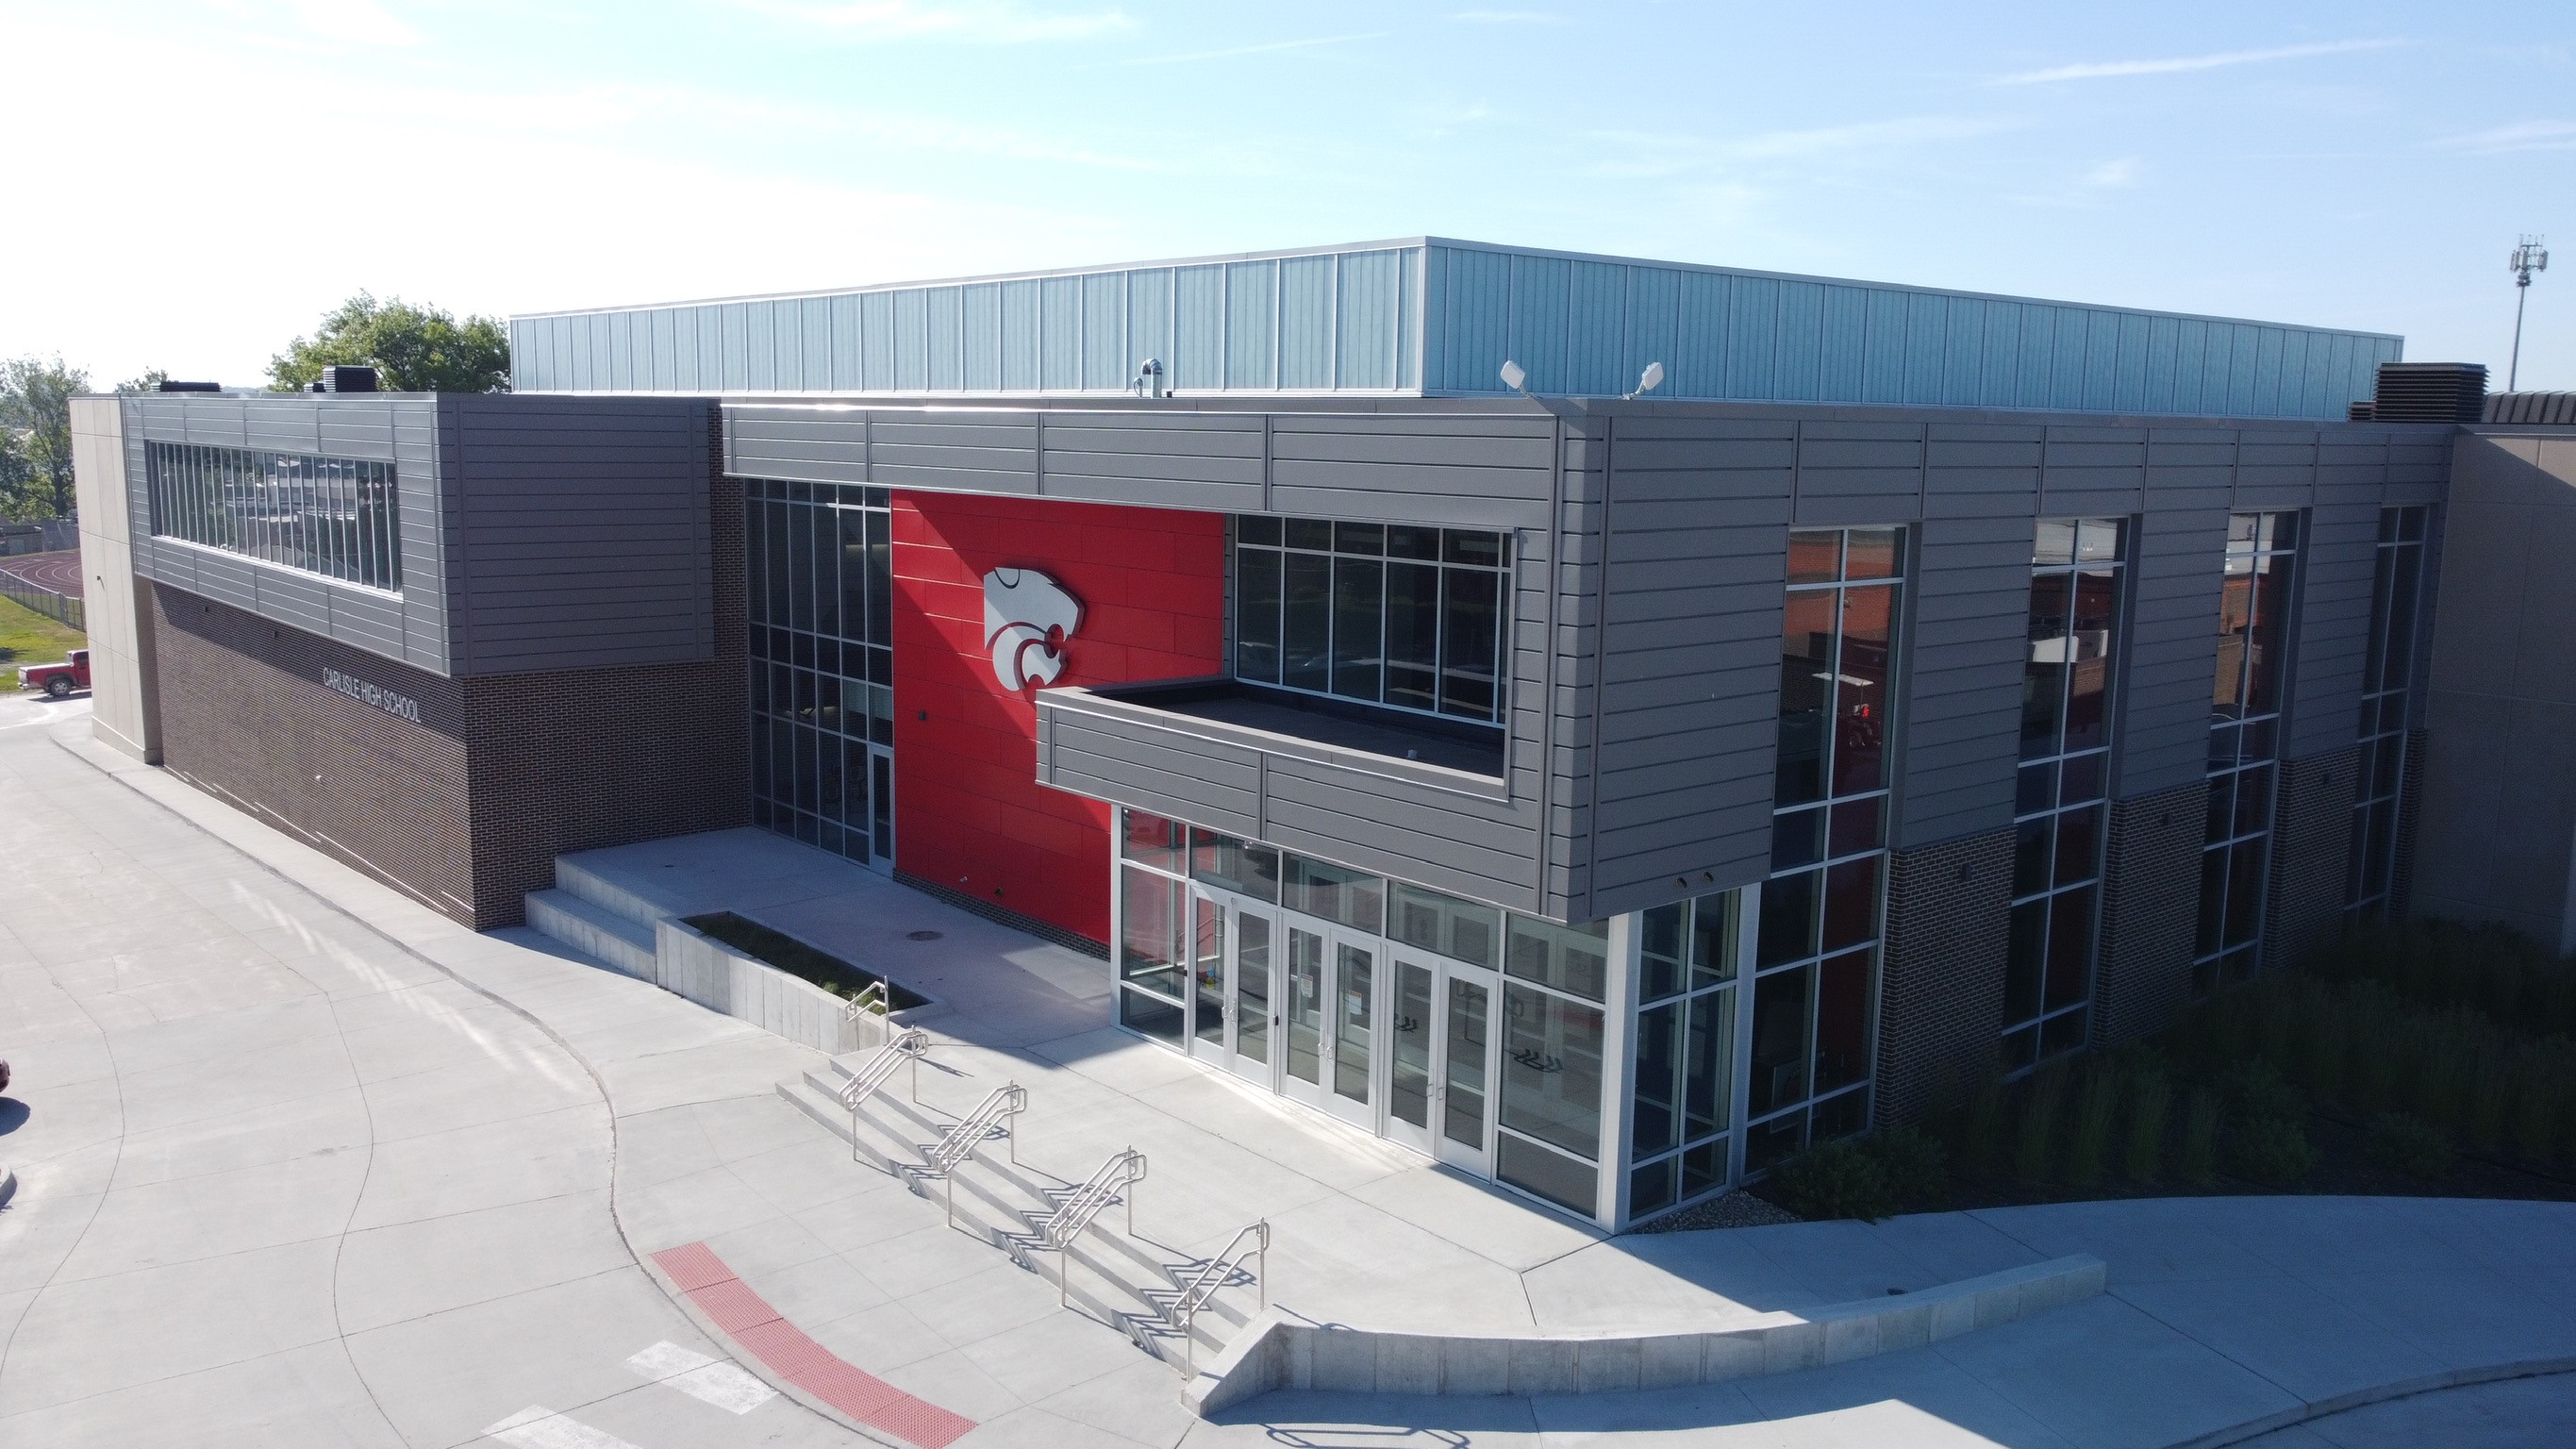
[{"left": 1232, "top": 516, "right": 1510, "bottom": 726}]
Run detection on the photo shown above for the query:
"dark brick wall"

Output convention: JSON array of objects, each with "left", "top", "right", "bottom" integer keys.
[
  {"left": 148, "top": 433, "right": 749, "bottom": 931},
  {"left": 2093, "top": 779, "right": 2209, "bottom": 1047},
  {"left": 1873, "top": 826, "right": 2014, "bottom": 1124},
  {"left": 2266, "top": 746, "right": 2360, "bottom": 970},
  {"left": 151, "top": 584, "right": 478, "bottom": 919}
]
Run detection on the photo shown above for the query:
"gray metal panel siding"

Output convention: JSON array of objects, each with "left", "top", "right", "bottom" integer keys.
[
  {"left": 440, "top": 394, "right": 715, "bottom": 675},
  {"left": 1587, "top": 416, "right": 1795, "bottom": 914},
  {"left": 1038, "top": 691, "right": 1551, "bottom": 913},
  {"left": 2115, "top": 430, "right": 2237, "bottom": 797},
  {"left": 722, "top": 403, "right": 1558, "bottom": 530}
]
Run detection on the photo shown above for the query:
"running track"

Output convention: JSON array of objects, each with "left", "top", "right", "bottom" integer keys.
[{"left": 0, "top": 548, "right": 81, "bottom": 596}]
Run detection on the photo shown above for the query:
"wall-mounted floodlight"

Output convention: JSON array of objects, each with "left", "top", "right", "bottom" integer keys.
[
  {"left": 1625, "top": 361, "right": 1666, "bottom": 401},
  {"left": 1499, "top": 359, "right": 1530, "bottom": 396}
]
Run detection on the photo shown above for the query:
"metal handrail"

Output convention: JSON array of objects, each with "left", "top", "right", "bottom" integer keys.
[
  {"left": 920, "top": 1082, "right": 1028, "bottom": 1226},
  {"left": 1172, "top": 1220, "right": 1270, "bottom": 1376},
  {"left": 845, "top": 980, "right": 889, "bottom": 1022},
  {"left": 837, "top": 1027, "right": 930, "bottom": 1161},
  {"left": 1022, "top": 1147, "right": 1148, "bottom": 1305}
]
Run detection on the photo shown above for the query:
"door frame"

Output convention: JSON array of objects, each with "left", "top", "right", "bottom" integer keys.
[{"left": 1383, "top": 947, "right": 1502, "bottom": 1175}]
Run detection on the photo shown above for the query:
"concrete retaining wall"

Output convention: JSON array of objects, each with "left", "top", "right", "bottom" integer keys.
[
  {"left": 1187, "top": 1253, "right": 2106, "bottom": 1416},
  {"left": 654, "top": 917, "right": 867, "bottom": 1056}
]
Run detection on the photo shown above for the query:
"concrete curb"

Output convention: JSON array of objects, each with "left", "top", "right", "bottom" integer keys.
[
  {"left": 0, "top": 1161, "right": 15, "bottom": 1209},
  {"left": 2172, "top": 1357, "right": 2576, "bottom": 1448},
  {"left": 1187, "top": 1253, "right": 2108, "bottom": 1415}
]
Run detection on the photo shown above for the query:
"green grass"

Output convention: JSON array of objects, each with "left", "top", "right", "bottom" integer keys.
[
  {"left": 0, "top": 591, "right": 85, "bottom": 678},
  {"left": 682, "top": 911, "right": 932, "bottom": 1011}
]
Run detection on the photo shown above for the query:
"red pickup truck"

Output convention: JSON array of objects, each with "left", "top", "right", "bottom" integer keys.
[{"left": 17, "top": 648, "right": 89, "bottom": 698}]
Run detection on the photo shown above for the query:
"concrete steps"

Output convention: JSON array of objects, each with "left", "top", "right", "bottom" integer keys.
[
  {"left": 553, "top": 856, "right": 671, "bottom": 932},
  {"left": 524, "top": 888, "right": 656, "bottom": 978},
  {"left": 775, "top": 1059, "right": 1248, "bottom": 1365}
]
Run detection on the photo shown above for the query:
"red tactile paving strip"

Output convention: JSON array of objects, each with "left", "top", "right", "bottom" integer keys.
[{"left": 648, "top": 1242, "right": 978, "bottom": 1449}]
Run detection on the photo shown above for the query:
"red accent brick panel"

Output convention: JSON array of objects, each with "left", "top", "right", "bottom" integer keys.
[{"left": 890, "top": 491, "right": 1226, "bottom": 946}]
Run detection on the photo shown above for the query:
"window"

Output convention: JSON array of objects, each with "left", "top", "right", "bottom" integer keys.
[
  {"left": 1631, "top": 889, "right": 1742, "bottom": 1218},
  {"left": 1751, "top": 526, "right": 1903, "bottom": 1174},
  {"left": 2003, "top": 519, "right": 2125, "bottom": 1071},
  {"left": 2347, "top": 508, "right": 2427, "bottom": 920},
  {"left": 2197, "top": 512, "right": 2300, "bottom": 991},
  {"left": 1232, "top": 515, "right": 1511, "bottom": 724},
  {"left": 745, "top": 478, "right": 894, "bottom": 863},
  {"left": 144, "top": 441, "right": 400, "bottom": 590}
]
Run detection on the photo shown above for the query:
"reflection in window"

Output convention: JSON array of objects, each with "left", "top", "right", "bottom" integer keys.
[
  {"left": 745, "top": 477, "right": 895, "bottom": 864},
  {"left": 1498, "top": 982, "right": 1604, "bottom": 1213},
  {"left": 1232, "top": 515, "right": 1511, "bottom": 724},
  {"left": 144, "top": 441, "right": 401, "bottom": 590},
  {"left": 2347, "top": 508, "right": 2426, "bottom": 921},
  {"left": 2197, "top": 513, "right": 2299, "bottom": 992},
  {"left": 2003, "top": 518, "right": 2125, "bottom": 1071},
  {"left": 1631, "top": 889, "right": 1740, "bottom": 1218},
  {"left": 1753, "top": 525, "right": 1903, "bottom": 1174}
]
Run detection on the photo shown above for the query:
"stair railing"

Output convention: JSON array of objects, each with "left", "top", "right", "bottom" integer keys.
[
  {"left": 1170, "top": 1220, "right": 1270, "bottom": 1377},
  {"left": 1018, "top": 1147, "right": 1147, "bottom": 1305},
  {"left": 844, "top": 981, "right": 890, "bottom": 1048},
  {"left": 836, "top": 1027, "right": 930, "bottom": 1161},
  {"left": 917, "top": 1082, "right": 1029, "bottom": 1226}
]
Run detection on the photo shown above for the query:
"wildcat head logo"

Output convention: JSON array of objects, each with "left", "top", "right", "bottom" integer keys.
[{"left": 983, "top": 569, "right": 1083, "bottom": 692}]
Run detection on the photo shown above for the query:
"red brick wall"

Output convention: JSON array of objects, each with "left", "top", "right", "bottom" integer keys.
[{"left": 891, "top": 491, "right": 1225, "bottom": 944}]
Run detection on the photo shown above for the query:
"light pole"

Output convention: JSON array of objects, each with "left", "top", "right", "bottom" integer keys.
[{"left": 2509, "top": 235, "right": 2549, "bottom": 391}]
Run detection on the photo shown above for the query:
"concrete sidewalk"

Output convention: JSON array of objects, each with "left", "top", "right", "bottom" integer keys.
[{"left": 6, "top": 706, "right": 2575, "bottom": 1447}]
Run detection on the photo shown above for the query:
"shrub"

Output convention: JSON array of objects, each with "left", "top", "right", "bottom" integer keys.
[
  {"left": 2468, "top": 1056, "right": 2513, "bottom": 1156},
  {"left": 2226, "top": 1059, "right": 2302, "bottom": 1127},
  {"left": 1770, "top": 1138, "right": 1897, "bottom": 1222},
  {"left": 2366, "top": 1112, "right": 2451, "bottom": 1181},
  {"left": 2123, "top": 1071, "right": 2169, "bottom": 1182},
  {"left": 2015, "top": 1068, "right": 2067, "bottom": 1185},
  {"left": 1863, "top": 1126, "right": 1950, "bottom": 1212},
  {"left": 2226, "top": 1111, "right": 2321, "bottom": 1186},
  {"left": 2066, "top": 1066, "right": 2119, "bottom": 1187},
  {"left": 2178, "top": 1091, "right": 2221, "bottom": 1186},
  {"left": 1960, "top": 1066, "right": 2007, "bottom": 1177},
  {"left": 2301, "top": 991, "right": 2349, "bottom": 1104},
  {"left": 2510, "top": 1045, "right": 2565, "bottom": 1165}
]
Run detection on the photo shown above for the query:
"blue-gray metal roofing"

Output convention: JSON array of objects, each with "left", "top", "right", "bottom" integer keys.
[{"left": 513, "top": 239, "right": 2403, "bottom": 422}]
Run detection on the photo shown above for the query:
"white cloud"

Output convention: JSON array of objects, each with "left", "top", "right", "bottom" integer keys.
[
  {"left": 1992, "top": 38, "right": 2403, "bottom": 86},
  {"left": 1118, "top": 32, "right": 1385, "bottom": 66},
  {"left": 2439, "top": 119, "right": 2576, "bottom": 153},
  {"left": 1451, "top": 9, "right": 1571, "bottom": 23},
  {"left": 2082, "top": 157, "right": 2141, "bottom": 188},
  {"left": 728, "top": 0, "right": 1133, "bottom": 42},
  {"left": 1588, "top": 115, "right": 2015, "bottom": 177},
  {"left": 286, "top": 0, "right": 418, "bottom": 45}
]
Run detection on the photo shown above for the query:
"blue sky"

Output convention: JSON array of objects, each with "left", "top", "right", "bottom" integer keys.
[{"left": 5, "top": 0, "right": 2570, "bottom": 391}]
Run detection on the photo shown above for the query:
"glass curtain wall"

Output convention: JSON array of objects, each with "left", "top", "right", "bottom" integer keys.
[
  {"left": 2003, "top": 519, "right": 2126, "bottom": 1070},
  {"left": 143, "top": 441, "right": 400, "bottom": 590},
  {"left": 1630, "top": 889, "right": 1740, "bottom": 1217},
  {"left": 1498, "top": 916, "right": 1610, "bottom": 1214},
  {"left": 744, "top": 477, "right": 895, "bottom": 864},
  {"left": 2347, "top": 508, "right": 2428, "bottom": 920},
  {"left": 2197, "top": 512, "right": 2301, "bottom": 991},
  {"left": 1752, "top": 526, "right": 1904, "bottom": 1173},
  {"left": 1232, "top": 517, "right": 1511, "bottom": 724}
]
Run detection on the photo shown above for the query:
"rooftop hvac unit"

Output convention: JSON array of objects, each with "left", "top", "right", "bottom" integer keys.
[
  {"left": 2485, "top": 391, "right": 2576, "bottom": 425},
  {"left": 2370, "top": 362, "right": 2487, "bottom": 423},
  {"left": 317, "top": 365, "right": 379, "bottom": 393},
  {"left": 156, "top": 379, "right": 221, "bottom": 392}
]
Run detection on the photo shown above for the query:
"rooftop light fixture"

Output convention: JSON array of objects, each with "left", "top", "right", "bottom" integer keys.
[
  {"left": 1625, "top": 361, "right": 1666, "bottom": 401},
  {"left": 1499, "top": 359, "right": 1530, "bottom": 396},
  {"left": 2510, "top": 236, "right": 2549, "bottom": 391}
]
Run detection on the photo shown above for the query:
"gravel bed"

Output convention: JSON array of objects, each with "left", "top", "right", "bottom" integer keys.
[{"left": 1630, "top": 1189, "right": 1802, "bottom": 1233}]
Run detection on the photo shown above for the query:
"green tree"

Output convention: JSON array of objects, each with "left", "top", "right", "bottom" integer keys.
[
  {"left": 115, "top": 369, "right": 168, "bottom": 394},
  {"left": 268, "top": 292, "right": 510, "bottom": 393},
  {"left": 0, "top": 356, "right": 89, "bottom": 519}
]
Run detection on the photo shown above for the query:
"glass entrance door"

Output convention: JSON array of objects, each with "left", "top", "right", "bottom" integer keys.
[
  {"left": 1278, "top": 917, "right": 1376, "bottom": 1126},
  {"left": 1223, "top": 903, "right": 1276, "bottom": 1086},
  {"left": 1384, "top": 952, "right": 1500, "bottom": 1173}
]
